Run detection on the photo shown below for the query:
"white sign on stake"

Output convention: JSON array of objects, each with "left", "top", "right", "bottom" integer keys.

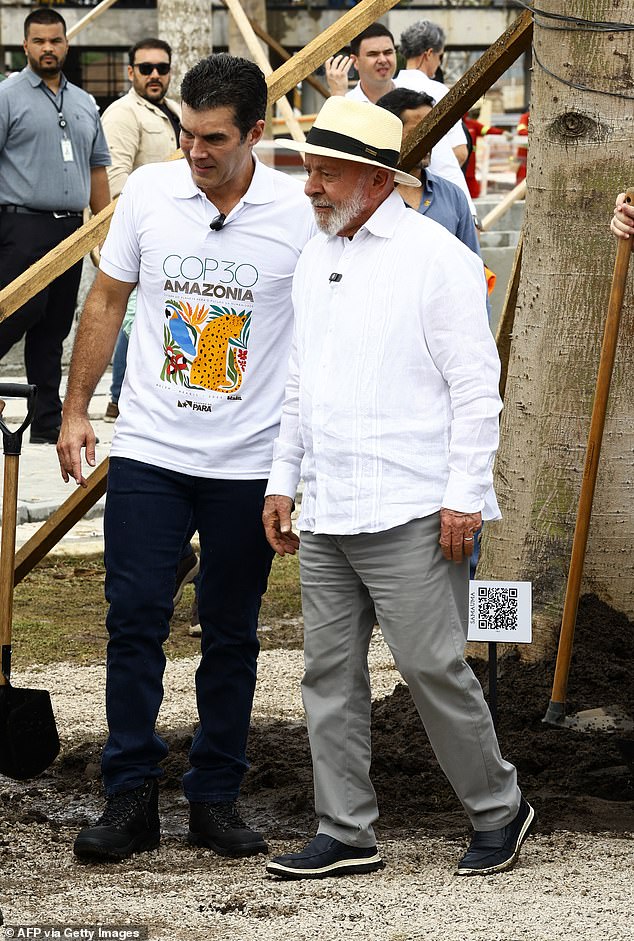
[{"left": 468, "top": 580, "right": 532, "bottom": 644}]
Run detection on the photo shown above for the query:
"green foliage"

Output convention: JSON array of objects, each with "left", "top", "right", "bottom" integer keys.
[{"left": 11, "top": 553, "right": 302, "bottom": 667}]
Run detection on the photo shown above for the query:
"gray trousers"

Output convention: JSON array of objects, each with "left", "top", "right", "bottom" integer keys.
[{"left": 299, "top": 514, "right": 521, "bottom": 847}]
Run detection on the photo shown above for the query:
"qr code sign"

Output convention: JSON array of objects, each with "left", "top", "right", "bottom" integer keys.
[
  {"left": 468, "top": 581, "right": 532, "bottom": 643},
  {"left": 478, "top": 586, "right": 518, "bottom": 631}
]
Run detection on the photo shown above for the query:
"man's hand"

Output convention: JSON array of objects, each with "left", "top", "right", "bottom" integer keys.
[
  {"left": 57, "top": 413, "right": 98, "bottom": 487},
  {"left": 611, "top": 193, "right": 634, "bottom": 240},
  {"left": 325, "top": 55, "right": 353, "bottom": 97},
  {"left": 439, "top": 508, "right": 482, "bottom": 563},
  {"left": 263, "top": 494, "right": 299, "bottom": 556}
]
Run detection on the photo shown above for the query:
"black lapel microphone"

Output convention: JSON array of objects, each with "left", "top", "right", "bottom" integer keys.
[{"left": 209, "top": 213, "right": 226, "bottom": 231}]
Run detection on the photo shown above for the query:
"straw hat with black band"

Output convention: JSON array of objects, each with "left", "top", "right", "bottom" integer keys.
[{"left": 280, "top": 97, "right": 421, "bottom": 188}]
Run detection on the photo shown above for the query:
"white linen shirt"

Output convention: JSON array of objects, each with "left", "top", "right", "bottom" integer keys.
[{"left": 266, "top": 190, "right": 502, "bottom": 535}]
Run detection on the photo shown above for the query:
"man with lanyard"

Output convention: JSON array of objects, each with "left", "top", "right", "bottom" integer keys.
[
  {"left": 57, "top": 54, "right": 314, "bottom": 862},
  {"left": 101, "top": 37, "right": 181, "bottom": 424},
  {"left": 0, "top": 9, "right": 110, "bottom": 444}
]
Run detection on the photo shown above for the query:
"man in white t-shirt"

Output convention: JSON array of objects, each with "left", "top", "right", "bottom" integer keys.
[
  {"left": 325, "top": 23, "right": 473, "bottom": 211},
  {"left": 57, "top": 54, "right": 314, "bottom": 863}
]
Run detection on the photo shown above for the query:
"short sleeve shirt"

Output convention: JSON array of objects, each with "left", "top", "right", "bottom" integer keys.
[
  {"left": 0, "top": 68, "right": 110, "bottom": 211},
  {"left": 100, "top": 157, "right": 315, "bottom": 479}
]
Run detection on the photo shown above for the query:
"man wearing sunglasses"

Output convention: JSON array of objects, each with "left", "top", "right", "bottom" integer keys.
[{"left": 101, "top": 39, "right": 180, "bottom": 202}]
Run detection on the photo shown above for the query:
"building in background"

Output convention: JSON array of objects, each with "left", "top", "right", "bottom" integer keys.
[{"left": 0, "top": 2, "right": 530, "bottom": 116}]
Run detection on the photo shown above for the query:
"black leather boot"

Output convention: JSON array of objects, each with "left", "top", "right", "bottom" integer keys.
[
  {"left": 74, "top": 780, "right": 160, "bottom": 861},
  {"left": 188, "top": 801, "right": 268, "bottom": 857}
]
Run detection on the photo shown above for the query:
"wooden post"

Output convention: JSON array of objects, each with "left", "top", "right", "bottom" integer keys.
[
  {"left": 480, "top": 180, "right": 526, "bottom": 232},
  {"left": 545, "top": 197, "right": 634, "bottom": 722},
  {"left": 496, "top": 231, "right": 523, "bottom": 402},
  {"left": 249, "top": 19, "right": 330, "bottom": 100},
  {"left": 400, "top": 11, "right": 533, "bottom": 171},
  {"left": 66, "top": 0, "right": 120, "bottom": 40}
]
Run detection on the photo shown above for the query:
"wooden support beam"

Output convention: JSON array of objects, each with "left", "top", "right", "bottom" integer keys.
[
  {"left": 13, "top": 459, "right": 109, "bottom": 587},
  {"left": 224, "top": 0, "right": 306, "bottom": 142},
  {"left": 67, "top": 0, "right": 120, "bottom": 39},
  {"left": 481, "top": 179, "right": 526, "bottom": 232},
  {"left": 0, "top": 203, "right": 115, "bottom": 324},
  {"left": 400, "top": 10, "right": 533, "bottom": 171},
  {"left": 496, "top": 231, "right": 524, "bottom": 403},
  {"left": 267, "top": 0, "right": 402, "bottom": 106},
  {"left": 250, "top": 19, "right": 330, "bottom": 100}
]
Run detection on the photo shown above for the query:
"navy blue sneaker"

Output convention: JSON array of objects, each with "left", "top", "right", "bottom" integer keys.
[
  {"left": 457, "top": 796, "right": 535, "bottom": 875},
  {"left": 266, "top": 833, "right": 384, "bottom": 880}
]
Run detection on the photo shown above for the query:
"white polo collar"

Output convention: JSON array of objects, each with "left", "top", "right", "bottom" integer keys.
[{"left": 172, "top": 153, "right": 275, "bottom": 207}]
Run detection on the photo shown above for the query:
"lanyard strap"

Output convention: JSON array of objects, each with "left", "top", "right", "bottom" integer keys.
[{"left": 39, "top": 83, "right": 67, "bottom": 131}]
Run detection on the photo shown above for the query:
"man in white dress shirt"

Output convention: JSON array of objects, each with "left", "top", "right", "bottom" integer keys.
[{"left": 262, "top": 97, "right": 534, "bottom": 881}]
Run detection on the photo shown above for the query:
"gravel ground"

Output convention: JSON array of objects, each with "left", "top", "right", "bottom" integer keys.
[{"left": 1, "top": 642, "right": 633, "bottom": 941}]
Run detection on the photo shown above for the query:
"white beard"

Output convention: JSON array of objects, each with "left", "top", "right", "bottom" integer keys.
[{"left": 310, "top": 177, "right": 368, "bottom": 237}]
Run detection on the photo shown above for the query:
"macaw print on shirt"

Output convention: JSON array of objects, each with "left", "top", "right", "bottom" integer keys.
[
  {"left": 160, "top": 251, "right": 258, "bottom": 394},
  {"left": 161, "top": 299, "right": 251, "bottom": 394}
]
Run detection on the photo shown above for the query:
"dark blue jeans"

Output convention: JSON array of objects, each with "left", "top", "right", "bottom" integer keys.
[{"left": 102, "top": 458, "right": 274, "bottom": 801}]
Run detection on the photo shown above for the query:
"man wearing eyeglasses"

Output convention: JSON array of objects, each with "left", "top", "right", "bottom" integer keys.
[{"left": 0, "top": 8, "right": 111, "bottom": 444}]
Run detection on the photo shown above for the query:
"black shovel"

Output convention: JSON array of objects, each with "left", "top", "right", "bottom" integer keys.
[{"left": 0, "top": 383, "right": 60, "bottom": 780}]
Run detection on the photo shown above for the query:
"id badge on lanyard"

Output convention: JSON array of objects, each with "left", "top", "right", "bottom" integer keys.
[
  {"left": 61, "top": 138, "right": 74, "bottom": 162},
  {"left": 41, "top": 85, "right": 74, "bottom": 162}
]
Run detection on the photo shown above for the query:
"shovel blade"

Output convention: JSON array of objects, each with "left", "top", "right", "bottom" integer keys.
[
  {"left": 562, "top": 706, "right": 634, "bottom": 734},
  {"left": 0, "top": 685, "right": 60, "bottom": 780}
]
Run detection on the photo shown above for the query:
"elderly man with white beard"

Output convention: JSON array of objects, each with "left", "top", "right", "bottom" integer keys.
[{"left": 264, "top": 97, "right": 534, "bottom": 880}]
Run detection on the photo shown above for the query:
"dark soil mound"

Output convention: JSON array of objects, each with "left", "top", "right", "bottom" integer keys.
[
  {"left": 242, "top": 594, "right": 634, "bottom": 838},
  {"left": 3, "top": 595, "right": 632, "bottom": 844}
]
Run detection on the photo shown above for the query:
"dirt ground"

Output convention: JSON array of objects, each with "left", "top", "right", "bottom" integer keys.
[{"left": 1, "top": 594, "right": 633, "bottom": 940}]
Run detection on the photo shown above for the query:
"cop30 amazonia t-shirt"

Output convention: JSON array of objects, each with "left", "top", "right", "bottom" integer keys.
[{"left": 100, "top": 157, "right": 314, "bottom": 479}]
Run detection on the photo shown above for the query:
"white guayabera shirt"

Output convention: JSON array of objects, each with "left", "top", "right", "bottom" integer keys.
[{"left": 266, "top": 190, "right": 502, "bottom": 535}]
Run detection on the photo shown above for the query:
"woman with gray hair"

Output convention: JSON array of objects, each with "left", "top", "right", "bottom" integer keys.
[{"left": 400, "top": 19, "right": 446, "bottom": 78}]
